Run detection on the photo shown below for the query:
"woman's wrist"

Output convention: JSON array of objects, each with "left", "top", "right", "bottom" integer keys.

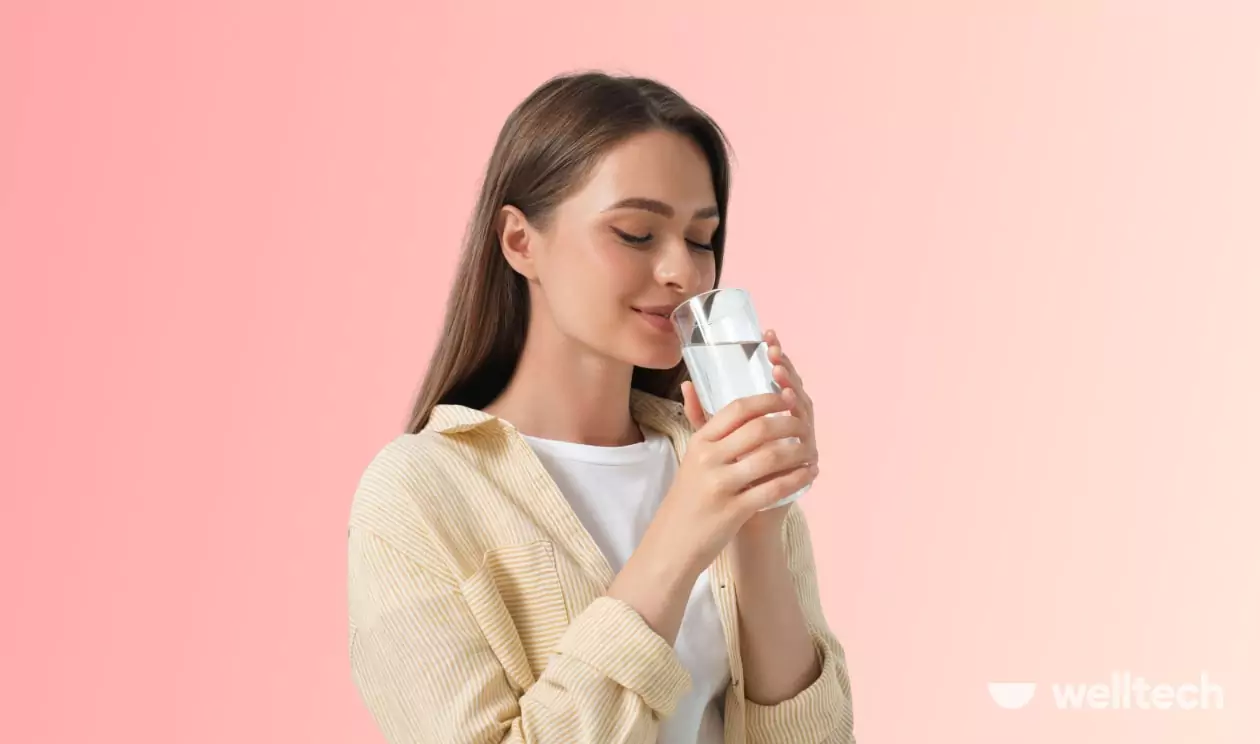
[{"left": 731, "top": 514, "right": 786, "bottom": 567}]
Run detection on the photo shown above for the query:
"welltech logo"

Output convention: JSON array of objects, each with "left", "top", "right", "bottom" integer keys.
[{"left": 989, "top": 672, "right": 1224, "bottom": 711}]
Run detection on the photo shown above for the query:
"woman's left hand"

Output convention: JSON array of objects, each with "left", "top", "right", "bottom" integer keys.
[
  {"left": 766, "top": 328, "right": 815, "bottom": 436},
  {"left": 737, "top": 328, "right": 819, "bottom": 538}
]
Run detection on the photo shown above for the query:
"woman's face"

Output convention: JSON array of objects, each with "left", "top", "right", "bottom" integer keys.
[{"left": 502, "top": 129, "right": 720, "bottom": 371}]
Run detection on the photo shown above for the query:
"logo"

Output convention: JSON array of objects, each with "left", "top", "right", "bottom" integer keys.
[
  {"left": 988, "top": 682, "right": 1037, "bottom": 709},
  {"left": 990, "top": 672, "right": 1224, "bottom": 711}
]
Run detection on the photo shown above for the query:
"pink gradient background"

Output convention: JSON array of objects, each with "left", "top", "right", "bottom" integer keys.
[{"left": 3, "top": 1, "right": 1257, "bottom": 741}]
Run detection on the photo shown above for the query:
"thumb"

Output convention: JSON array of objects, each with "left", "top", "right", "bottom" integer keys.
[{"left": 680, "top": 381, "right": 709, "bottom": 431}]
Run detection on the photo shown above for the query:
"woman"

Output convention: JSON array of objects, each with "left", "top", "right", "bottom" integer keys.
[{"left": 347, "top": 71, "right": 855, "bottom": 743}]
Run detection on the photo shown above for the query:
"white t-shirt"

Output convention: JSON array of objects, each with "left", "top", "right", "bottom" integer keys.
[{"left": 522, "top": 428, "right": 730, "bottom": 744}]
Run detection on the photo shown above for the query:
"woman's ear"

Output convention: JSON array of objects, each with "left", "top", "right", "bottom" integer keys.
[{"left": 498, "top": 205, "right": 538, "bottom": 280}]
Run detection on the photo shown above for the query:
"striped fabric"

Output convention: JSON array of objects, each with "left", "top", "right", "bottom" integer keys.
[{"left": 348, "top": 389, "right": 856, "bottom": 743}]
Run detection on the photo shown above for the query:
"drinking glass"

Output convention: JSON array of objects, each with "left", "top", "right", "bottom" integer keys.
[{"left": 671, "top": 288, "right": 808, "bottom": 510}]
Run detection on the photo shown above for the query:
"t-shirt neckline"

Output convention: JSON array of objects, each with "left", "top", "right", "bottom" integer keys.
[{"left": 521, "top": 427, "right": 671, "bottom": 465}]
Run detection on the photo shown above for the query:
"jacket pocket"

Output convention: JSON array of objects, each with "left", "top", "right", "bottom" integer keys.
[{"left": 460, "top": 540, "right": 571, "bottom": 691}]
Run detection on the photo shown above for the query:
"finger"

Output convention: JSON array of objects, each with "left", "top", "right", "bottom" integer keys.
[
  {"left": 765, "top": 330, "right": 806, "bottom": 388},
  {"left": 737, "top": 462, "right": 818, "bottom": 512},
  {"left": 770, "top": 355, "right": 812, "bottom": 420},
  {"left": 699, "top": 391, "right": 792, "bottom": 441},
  {"left": 772, "top": 355, "right": 803, "bottom": 393},
  {"left": 717, "top": 411, "right": 811, "bottom": 462},
  {"left": 767, "top": 341, "right": 804, "bottom": 393},
  {"left": 728, "top": 436, "right": 814, "bottom": 489},
  {"left": 680, "top": 381, "right": 708, "bottom": 431},
  {"left": 769, "top": 383, "right": 812, "bottom": 436},
  {"left": 774, "top": 368, "right": 808, "bottom": 410}
]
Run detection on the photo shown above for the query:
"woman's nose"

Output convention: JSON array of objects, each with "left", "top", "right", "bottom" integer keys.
[{"left": 654, "top": 241, "right": 703, "bottom": 292}]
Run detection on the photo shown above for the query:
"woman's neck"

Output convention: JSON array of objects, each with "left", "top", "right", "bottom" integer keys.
[{"left": 483, "top": 319, "right": 642, "bottom": 447}]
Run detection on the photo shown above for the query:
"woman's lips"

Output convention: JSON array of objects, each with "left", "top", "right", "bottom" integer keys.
[{"left": 633, "top": 307, "right": 675, "bottom": 333}]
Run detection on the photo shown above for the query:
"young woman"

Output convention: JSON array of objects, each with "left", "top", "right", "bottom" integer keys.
[{"left": 347, "top": 71, "right": 855, "bottom": 743}]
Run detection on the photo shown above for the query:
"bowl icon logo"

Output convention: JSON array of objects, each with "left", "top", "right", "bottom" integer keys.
[{"left": 988, "top": 682, "right": 1037, "bottom": 709}]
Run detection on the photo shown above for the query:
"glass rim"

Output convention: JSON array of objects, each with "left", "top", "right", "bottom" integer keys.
[{"left": 668, "top": 287, "right": 751, "bottom": 322}]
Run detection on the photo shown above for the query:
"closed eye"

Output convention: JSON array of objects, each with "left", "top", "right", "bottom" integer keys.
[
  {"left": 612, "top": 227, "right": 652, "bottom": 245},
  {"left": 612, "top": 227, "right": 714, "bottom": 252}
]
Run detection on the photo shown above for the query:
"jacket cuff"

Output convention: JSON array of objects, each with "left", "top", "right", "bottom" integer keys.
[
  {"left": 555, "top": 596, "right": 693, "bottom": 717},
  {"left": 744, "top": 632, "right": 854, "bottom": 743}
]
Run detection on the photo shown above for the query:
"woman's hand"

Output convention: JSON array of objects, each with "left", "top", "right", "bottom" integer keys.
[
  {"left": 661, "top": 386, "right": 817, "bottom": 567},
  {"left": 606, "top": 329, "right": 818, "bottom": 645},
  {"left": 740, "top": 328, "right": 820, "bottom": 534},
  {"left": 764, "top": 328, "right": 817, "bottom": 464},
  {"left": 682, "top": 328, "right": 820, "bottom": 531}
]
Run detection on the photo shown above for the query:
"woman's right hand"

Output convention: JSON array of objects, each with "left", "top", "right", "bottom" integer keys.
[
  {"left": 607, "top": 387, "right": 817, "bottom": 643},
  {"left": 656, "top": 385, "right": 818, "bottom": 569}
]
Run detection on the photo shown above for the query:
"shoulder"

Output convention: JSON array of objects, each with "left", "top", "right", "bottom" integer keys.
[
  {"left": 347, "top": 432, "right": 473, "bottom": 568},
  {"left": 350, "top": 432, "right": 442, "bottom": 507}
]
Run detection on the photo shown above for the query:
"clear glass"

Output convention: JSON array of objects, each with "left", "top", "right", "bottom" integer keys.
[{"left": 671, "top": 288, "right": 807, "bottom": 510}]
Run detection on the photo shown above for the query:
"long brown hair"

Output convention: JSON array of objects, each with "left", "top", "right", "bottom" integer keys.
[{"left": 406, "top": 71, "right": 733, "bottom": 434}]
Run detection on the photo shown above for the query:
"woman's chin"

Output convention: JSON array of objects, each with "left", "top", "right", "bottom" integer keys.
[
  {"left": 630, "top": 347, "right": 684, "bottom": 371},
  {"left": 609, "top": 330, "right": 683, "bottom": 371}
]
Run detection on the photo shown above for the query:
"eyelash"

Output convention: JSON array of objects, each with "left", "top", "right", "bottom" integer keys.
[{"left": 612, "top": 227, "right": 714, "bottom": 252}]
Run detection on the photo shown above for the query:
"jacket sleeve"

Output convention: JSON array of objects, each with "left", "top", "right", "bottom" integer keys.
[
  {"left": 742, "top": 504, "right": 856, "bottom": 744},
  {"left": 348, "top": 524, "right": 692, "bottom": 744}
]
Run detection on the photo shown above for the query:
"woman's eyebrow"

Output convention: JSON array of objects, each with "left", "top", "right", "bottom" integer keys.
[{"left": 604, "top": 197, "right": 719, "bottom": 220}]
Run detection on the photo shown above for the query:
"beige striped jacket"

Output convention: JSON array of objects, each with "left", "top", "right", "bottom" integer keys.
[{"left": 347, "top": 389, "right": 855, "bottom": 743}]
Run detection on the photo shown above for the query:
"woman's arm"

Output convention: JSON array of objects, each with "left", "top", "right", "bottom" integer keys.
[
  {"left": 730, "top": 514, "right": 822, "bottom": 703},
  {"left": 349, "top": 526, "right": 691, "bottom": 744},
  {"left": 731, "top": 504, "right": 856, "bottom": 744}
]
